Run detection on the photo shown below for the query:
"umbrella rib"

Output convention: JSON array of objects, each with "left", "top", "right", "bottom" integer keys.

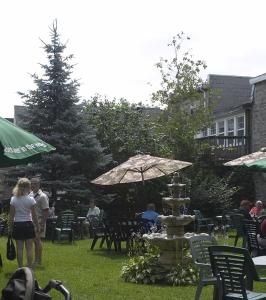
[
  {"left": 118, "top": 169, "right": 130, "bottom": 183},
  {"left": 153, "top": 165, "right": 169, "bottom": 175}
]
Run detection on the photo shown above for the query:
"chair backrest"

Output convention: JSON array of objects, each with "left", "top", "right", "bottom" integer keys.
[
  {"left": 243, "top": 220, "right": 259, "bottom": 234},
  {"left": 243, "top": 220, "right": 260, "bottom": 253},
  {"left": 229, "top": 213, "right": 245, "bottom": 235},
  {"left": 193, "top": 210, "right": 209, "bottom": 227},
  {"left": 0, "top": 218, "right": 7, "bottom": 236},
  {"left": 56, "top": 210, "right": 75, "bottom": 229},
  {"left": 189, "top": 235, "right": 217, "bottom": 264},
  {"left": 193, "top": 210, "right": 204, "bottom": 221},
  {"left": 208, "top": 246, "right": 259, "bottom": 300}
]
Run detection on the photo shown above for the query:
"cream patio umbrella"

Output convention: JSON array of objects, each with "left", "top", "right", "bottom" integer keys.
[
  {"left": 91, "top": 154, "right": 192, "bottom": 185},
  {"left": 224, "top": 147, "right": 266, "bottom": 168}
]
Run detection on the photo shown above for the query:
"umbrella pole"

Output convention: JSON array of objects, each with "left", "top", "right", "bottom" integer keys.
[{"left": 140, "top": 168, "right": 145, "bottom": 186}]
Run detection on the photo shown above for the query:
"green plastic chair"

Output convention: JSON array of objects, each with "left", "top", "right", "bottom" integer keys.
[
  {"left": 189, "top": 235, "right": 218, "bottom": 300},
  {"left": 52, "top": 210, "right": 76, "bottom": 243},
  {"left": 193, "top": 210, "right": 214, "bottom": 234},
  {"left": 229, "top": 213, "right": 246, "bottom": 247},
  {"left": 209, "top": 245, "right": 266, "bottom": 300}
]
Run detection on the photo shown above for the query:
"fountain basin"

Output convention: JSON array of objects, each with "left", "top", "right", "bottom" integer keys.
[
  {"left": 163, "top": 197, "right": 190, "bottom": 206},
  {"left": 159, "top": 214, "right": 195, "bottom": 237},
  {"left": 159, "top": 214, "right": 195, "bottom": 226},
  {"left": 143, "top": 232, "right": 195, "bottom": 266}
]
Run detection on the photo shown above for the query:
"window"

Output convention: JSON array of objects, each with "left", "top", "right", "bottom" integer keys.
[
  {"left": 237, "top": 116, "right": 245, "bottom": 136},
  {"left": 209, "top": 123, "right": 216, "bottom": 136},
  {"left": 227, "top": 118, "right": 235, "bottom": 146},
  {"left": 227, "top": 119, "right": 234, "bottom": 136},
  {"left": 218, "top": 121, "right": 225, "bottom": 146},
  {"left": 202, "top": 128, "right": 207, "bottom": 137},
  {"left": 218, "top": 121, "right": 224, "bottom": 136}
]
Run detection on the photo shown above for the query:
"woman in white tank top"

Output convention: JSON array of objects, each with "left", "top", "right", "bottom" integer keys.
[{"left": 9, "top": 178, "right": 40, "bottom": 268}]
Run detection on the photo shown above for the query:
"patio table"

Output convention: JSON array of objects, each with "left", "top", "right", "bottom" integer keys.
[{"left": 253, "top": 255, "right": 266, "bottom": 270}]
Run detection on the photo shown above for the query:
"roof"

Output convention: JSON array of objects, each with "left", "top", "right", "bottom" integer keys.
[
  {"left": 208, "top": 74, "right": 253, "bottom": 117},
  {"left": 250, "top": 73, "right": 266, "bottom": 85},
  {"left": 14, "top": 105, "right": 28, "bottom": 126}
]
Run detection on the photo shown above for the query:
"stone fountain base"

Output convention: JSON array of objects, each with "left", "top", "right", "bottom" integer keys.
[{"left": 144, "top": 232, "right": 195, "bottom": 267}]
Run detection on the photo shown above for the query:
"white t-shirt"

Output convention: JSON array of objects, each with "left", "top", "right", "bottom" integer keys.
[
  {"left": 87, "top": 206, "right": 100, "bottom": 218},
  {"left": 30, "top": 189, "right": 49, "bottom": 217},
  {"left": 10, "top": 195, "right": 36, "bottom": 222}
]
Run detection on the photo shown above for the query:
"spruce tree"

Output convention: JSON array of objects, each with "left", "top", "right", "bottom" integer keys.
[{"left": 19, "top": 21, "right": 111, "bottom": 203}]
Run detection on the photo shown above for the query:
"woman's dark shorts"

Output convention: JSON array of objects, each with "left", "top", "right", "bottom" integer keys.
[{"left": 13, "top": 221, "right": 35, "bottom": 240}]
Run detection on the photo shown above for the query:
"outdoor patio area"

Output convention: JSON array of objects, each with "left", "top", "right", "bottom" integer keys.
[
  {"left": 3, "top": 5, "right": 266, "bottom": 299},
  {"left": 0, "top": 236, "right": 264, "bottom": 300}
]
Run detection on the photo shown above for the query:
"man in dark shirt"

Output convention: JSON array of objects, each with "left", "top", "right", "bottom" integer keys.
[{"left": 238, "top": 199, "right": 252, "bottom": 220}]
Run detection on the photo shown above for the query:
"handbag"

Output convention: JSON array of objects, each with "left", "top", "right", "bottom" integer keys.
[{"left": 6, "top": 234, "right": 16, "bottom": 261}]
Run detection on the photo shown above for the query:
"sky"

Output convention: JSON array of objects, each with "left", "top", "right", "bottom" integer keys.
[{"left": 1, "top": 0, "right": 266, "bottom": 118}]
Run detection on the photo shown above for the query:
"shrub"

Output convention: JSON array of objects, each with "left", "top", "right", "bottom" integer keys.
[{"left": 121, "top": 242, "right": 198, "bottom": 286}]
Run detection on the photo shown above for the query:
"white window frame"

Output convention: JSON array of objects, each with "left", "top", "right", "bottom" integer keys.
[
  {"left": 208, "top": 123, "right": 216, "bottom": 136},
  {"left": 197, "top": 113, "right": 245, "bottom": 140},
  {"left": 236, "top": 115, "right": 245, "bottom": 136}
]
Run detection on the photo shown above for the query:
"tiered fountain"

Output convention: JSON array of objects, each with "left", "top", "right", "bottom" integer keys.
[{"left": 144, "top": 173, "right": 195, "bottom": 267}]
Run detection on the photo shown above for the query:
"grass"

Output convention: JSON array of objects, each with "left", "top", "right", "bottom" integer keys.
[{"left": 0, "top": 235, "right": 264, "bottom": 299}]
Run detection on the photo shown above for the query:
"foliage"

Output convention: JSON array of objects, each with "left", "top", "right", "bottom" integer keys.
[
  {"left": 16, "top": 21, "right": 111, "bottom": 202},
  {"left": 121, "top": 244, "right": 163, "bottom": 284},
  {"left": 84, "top": 96, "right": 169, "bottom": 214},
  {"left": 228, "top": 167, "right": 255, "bottom": 206},
  {"left": 165, "top": 260, "right": 198, "bottom": 286},
  {"left": 186, "top": 166, "right": 238, "bottom": 216},
  {"left": 152, "top": 32, "right": 213, "bottom": 160},
  {"left": 84, "top": 95, "right": 161, "bottom": 163},
  {"left": 121, "top": 241, "right": 198, "bottom": 286}
]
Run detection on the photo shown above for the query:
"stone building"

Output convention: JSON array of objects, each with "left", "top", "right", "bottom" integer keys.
[{"left": 249, "top": 74, "right": 266, "bottom": 200}]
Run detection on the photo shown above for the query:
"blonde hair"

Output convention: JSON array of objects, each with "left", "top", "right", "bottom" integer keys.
[{"left": 13, "top": 178, "right": 31, "bottom": 197}]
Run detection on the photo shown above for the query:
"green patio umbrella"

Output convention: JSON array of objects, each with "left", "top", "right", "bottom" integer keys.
[
  {"left": 0, "top": 116, "right": 55, "bottom": 167},
  {"left": 246, "top": 157, "right": 266, "bottom": 171},
  {"left": 224, "top": 147, "right": 266, "bottom": 171}
]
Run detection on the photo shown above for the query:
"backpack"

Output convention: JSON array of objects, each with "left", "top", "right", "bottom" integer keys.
[{"left": 1, "top": 267, "right": 51, "bottom": 300}]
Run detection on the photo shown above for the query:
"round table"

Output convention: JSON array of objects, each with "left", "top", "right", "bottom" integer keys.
[{"left": 252, "top": 255, "right": 266, "bottom": 270}]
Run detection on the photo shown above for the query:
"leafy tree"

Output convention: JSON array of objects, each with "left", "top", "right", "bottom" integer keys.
[
  {"left": 185, "top": 166, "right": 238, "bottom": 216},
  {"left": 152, "top": 32, "right": 213, "bottom": 161},
  {"left": 18, "top": 21, "right": 111, "bottom": 202},
  {"left": 85, "top": 95, "right": 161, "bottom": 163}
]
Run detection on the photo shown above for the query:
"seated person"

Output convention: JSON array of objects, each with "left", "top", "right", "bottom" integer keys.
[
  {"left": 250, "top": 200, "right": 263, "bottom": 217},
  {"left": 142, "top": 203, "right": 160, "bottom": 231},
  {"left": 238, "top": 199, "right": 252, "bottom": 220},
  {"left": 258, "top": 208, "right": 266, "bottom": 217},
  {"left": 48, "top": 203, "right": 56, "bottom": 218},
  {"left": 85, "top": 200, "right": 101, "bottom": 237},
  {"left": 257, "top": 217, "right": 266, "bottom": 248},
  {"left": 142, "top": 203, "right": 159, "bottom": 222},
  {"left": 87, "top": 200, "right": 100, "bottom": 219}
]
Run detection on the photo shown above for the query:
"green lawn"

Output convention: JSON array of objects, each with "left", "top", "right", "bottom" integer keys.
[{"left": 0, "top": 237, "right": 265, "bottom": 300}]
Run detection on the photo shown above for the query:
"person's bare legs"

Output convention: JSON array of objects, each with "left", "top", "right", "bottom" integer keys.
[
  {"left": 16, "top": 240, "right": 24, "bottom": 268},
  {"left": 33, "top": 237, "right": 42, "bottom": 265},
  {"left": 25, "top": 239, "right": 33, "bottom": 268}
]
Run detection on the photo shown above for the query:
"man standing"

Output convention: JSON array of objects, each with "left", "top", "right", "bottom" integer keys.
[{"left": 30, "top": 177, "right": 49, "bottom": 266}]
